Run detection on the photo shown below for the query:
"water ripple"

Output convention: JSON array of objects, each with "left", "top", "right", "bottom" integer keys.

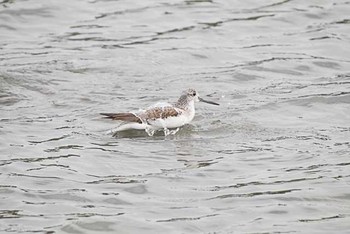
[{"left": 208, "top": 189, "right": 301, "bottom": 200}]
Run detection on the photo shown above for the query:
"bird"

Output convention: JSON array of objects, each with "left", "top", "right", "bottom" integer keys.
[{"left": 101, "top": 88, "right": 219, "bottom": 136}]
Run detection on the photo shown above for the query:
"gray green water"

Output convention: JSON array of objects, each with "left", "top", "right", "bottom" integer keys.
[{"left": 1, "top": 0, "right": 350, "bottom": 233}]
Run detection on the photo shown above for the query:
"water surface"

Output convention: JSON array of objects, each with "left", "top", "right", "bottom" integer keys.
[{"left": 1, "top": 0, "right": 350, "bottom": 233}]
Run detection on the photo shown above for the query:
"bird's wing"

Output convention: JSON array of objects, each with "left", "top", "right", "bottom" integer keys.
[
  {"left": 101, "top": 106, "right": 181, "bottom": 123},
  {"left": 100, "top": 113, "right": 142, "bottom": 123},
  {"left": 143, "top": 106, "right": 181, "bottom": 120}
]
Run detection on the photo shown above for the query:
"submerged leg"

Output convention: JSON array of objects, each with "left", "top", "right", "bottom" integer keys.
[
  {"left": 145, "top": 127, "right": 156, "bottom": 136},
  {"left": 169, "top": 128, "right": 179, "bottom": 135},
  {"left": 163, "top": 128, "right": 170, "bottom": 136},
  {"left": 157, "top": 119, "right": 171, "bottom": 136}
]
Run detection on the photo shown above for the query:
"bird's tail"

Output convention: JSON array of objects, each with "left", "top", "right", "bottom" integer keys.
[{"left": 100, "top": 113, "right": 141, "bottom": 123}]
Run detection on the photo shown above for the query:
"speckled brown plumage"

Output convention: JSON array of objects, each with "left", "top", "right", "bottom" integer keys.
[
  {"left": 143, "top": 106, "right": 180, "bottom": 120},
  {"left": 101, "top": 106, "right": 180, "bottom": 123}
]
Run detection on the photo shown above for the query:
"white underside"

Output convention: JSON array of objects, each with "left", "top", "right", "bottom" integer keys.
[
  {"left": 115, "top": 115, "right": 189, "bottom": 131},
  {"left": 148, "top": 114, "right": 190, "bottom": 129}
]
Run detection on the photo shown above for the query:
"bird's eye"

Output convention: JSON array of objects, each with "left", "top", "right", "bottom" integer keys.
[{"left": 191, "top": 91, "right": 196, "bottom": 96}]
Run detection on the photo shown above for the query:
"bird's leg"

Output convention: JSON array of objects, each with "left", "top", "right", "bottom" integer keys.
[
  {"left": 145, "top": 126, "right": 155, "bottom": 136},
  {"left": 169, "top": 128, "right": 179, "bottom": 135},
  {"left": 163, "top": 128, "right": 170, "bottom": 136},
  {"left": 158, "top": 119, "right": 170, "bottom": 136}
]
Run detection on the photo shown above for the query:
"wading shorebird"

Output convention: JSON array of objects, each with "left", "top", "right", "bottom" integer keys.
[{"left": 101, "top": 88, "right": 219, "bottom": 136}]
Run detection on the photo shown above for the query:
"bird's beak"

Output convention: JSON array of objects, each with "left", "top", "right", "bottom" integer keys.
[{"left": 198, "top": 97, "right": 220, "bottom": 106}]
